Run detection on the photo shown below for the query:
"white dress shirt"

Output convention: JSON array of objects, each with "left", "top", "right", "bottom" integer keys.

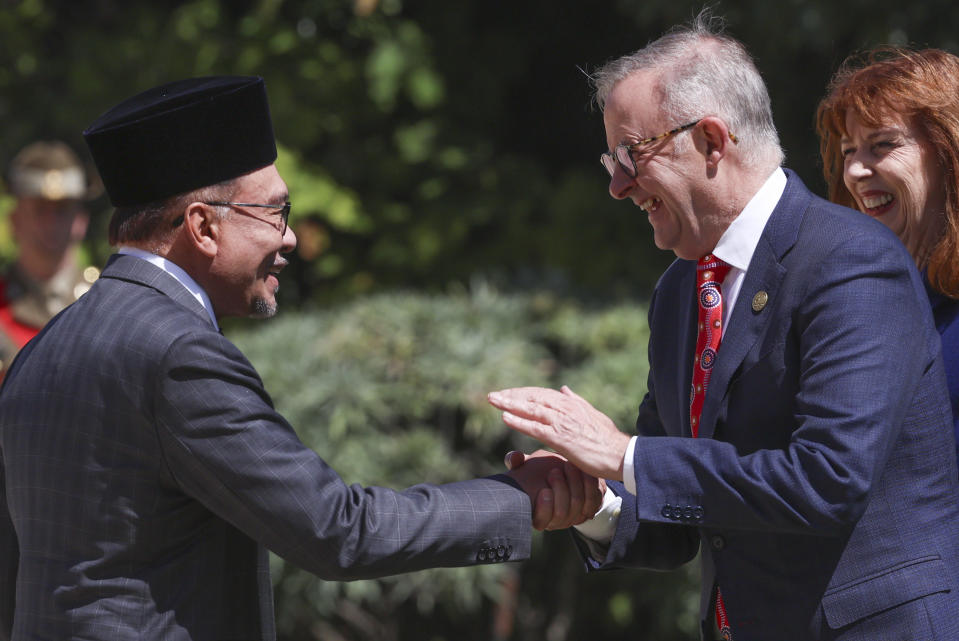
[
  {"left": 117, "top": 247, "right": 220, "bottom": 331},
  {"left": 574, "top": 168, "right": 787, "bottom": 549}
]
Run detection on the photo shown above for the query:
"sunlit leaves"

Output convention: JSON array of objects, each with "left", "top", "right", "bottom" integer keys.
[{"left": 276, "top": 144, "right": 372, "bottom": 233}]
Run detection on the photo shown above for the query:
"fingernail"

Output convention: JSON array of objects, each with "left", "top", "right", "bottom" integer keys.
[{"left": 503, "top": 451, "right": 516, "bottom": 469}]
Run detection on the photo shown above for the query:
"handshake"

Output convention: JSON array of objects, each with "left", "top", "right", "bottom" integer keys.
[
  {"left": 490, "top": 385, "right": 633, "bottom": 532},
  {"left": 502, "top": 448, "right": 606, "bottom": 531}
]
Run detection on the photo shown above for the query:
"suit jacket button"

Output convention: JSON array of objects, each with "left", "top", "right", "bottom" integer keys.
[
  {"left": 496, "top": 545, "right": 506, "bottom": 559},
  {"left": 478, "top": 548, "right": 487, "bottom": 561},
  {"left": 661, "top": 504, "right": 673, "bottom": 519},
  {"left": 682, "top": 506, "right": 694, "bottom": 520},
  {"left": 693, "top": 507, "right": 704, "bottom": 521},
  {"left": 711, "top": 535, "right": 726, "bottom": 550}
]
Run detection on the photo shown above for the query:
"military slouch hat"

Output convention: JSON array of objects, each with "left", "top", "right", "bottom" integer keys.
[{"left": 6, "top": 141, "right": 91, "bottom": 201}]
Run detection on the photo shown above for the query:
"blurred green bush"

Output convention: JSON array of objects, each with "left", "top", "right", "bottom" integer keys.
[{"left": 232, "top": 287, "right": 699, "bottom": 641}]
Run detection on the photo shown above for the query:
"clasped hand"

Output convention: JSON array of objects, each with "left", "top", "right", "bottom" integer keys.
[{"left": 505, "top": 449, "right": 606, "bottom": 531}]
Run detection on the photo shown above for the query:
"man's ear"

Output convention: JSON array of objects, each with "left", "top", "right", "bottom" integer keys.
[
  {"left": 698, "top": 116, "right": 734, "bottom": 168},
  {"left": 181, "top": 202, "right": 221, "bottom": 258}
]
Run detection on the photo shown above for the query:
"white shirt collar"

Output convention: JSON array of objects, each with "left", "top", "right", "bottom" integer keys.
[
  {"left": 711, "top": 167, "right": 787, "bottom": 272},
  {"left": 117, "top": 247, "right": 219, "bottom": 331}
]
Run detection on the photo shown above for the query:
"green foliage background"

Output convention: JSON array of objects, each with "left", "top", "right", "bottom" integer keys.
[
  {"left": 2, "top": 0, "right": 956, "bottom": 638},
  {"left": 4, "top": 0, "right": 959, "bottom": 299},
  {"left": 232, "top": 289, "right": 704, "bottom": 640}
]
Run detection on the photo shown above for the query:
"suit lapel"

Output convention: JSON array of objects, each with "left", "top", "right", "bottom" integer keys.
[
  {"left": 698, "top": 244, "right": 786, "bottom": 439},
  {"left": 100, "top": 253, "right": 214, "bottom": 327},
  {"left": 697, "top": 170, "right": 809, "bottom": 440}
]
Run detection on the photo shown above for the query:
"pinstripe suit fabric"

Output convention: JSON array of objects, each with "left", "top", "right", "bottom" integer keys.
[{"left": 0, "top": 254, "right": 531, "bottom": 640}]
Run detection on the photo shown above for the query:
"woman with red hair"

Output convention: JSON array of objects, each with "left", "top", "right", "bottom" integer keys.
[{"left": 817, "top": 47, "right": 959, "bottom": 464}]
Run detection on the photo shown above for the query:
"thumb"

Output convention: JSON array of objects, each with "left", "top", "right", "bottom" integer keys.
[{"left": 504, "top": 450, "right": 527, "bottom": 470}]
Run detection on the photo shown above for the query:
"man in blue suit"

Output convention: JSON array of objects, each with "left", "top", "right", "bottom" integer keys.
[
  {"left": 0, "top": 76, "right": 601, "bottom": 640},
  {"left": 489, "top": 15, "right": 959, "bottom": 641}
]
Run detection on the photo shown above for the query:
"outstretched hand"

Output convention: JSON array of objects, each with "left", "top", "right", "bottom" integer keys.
[
  {"left": 504, "top": 449, "right": 605, "bottom": 531},
  {"left": 490, "top": 385, "right": 631, "bottom": 481}
]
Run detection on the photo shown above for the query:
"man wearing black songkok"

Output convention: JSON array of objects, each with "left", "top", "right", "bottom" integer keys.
[{"left": 0, "top": 76, "right": 601, "bottom": 640}]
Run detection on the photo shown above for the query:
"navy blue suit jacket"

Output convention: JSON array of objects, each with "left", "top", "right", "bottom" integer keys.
[
  {"left": 594, "top": 171, "right": 959, "bottom": 640},
  {"left": 0, "top": 254, "right": 531, "bottom": 640}
]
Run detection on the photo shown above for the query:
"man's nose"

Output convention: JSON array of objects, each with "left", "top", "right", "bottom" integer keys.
[
  {"left": 608, "top": 168, "right": 635, "bottom": 200},
  {"left": 280, "top": 222, "right": 298, "bottom": 253}
]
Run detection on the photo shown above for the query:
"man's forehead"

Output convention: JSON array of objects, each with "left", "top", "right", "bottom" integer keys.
[
  {"left": 603, "top": 72, "right": 668, "bottom": 137},
  {"left": 17, "top": 195, "right": 83, "bottom": 211},
  {"left": 234, "top": 164, "right": 288, "bottom": 199}
]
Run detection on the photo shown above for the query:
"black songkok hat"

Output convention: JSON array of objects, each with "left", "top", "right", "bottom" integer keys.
[{"left": 82, "top": 76, "right": 277, "bottom": 207}]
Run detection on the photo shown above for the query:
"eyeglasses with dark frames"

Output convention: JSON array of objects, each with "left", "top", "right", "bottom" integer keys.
[
  {"left": 205, "top": 201, "right": 292, "bottom": 235},
  {"left": 600, "top": 119, "right": 739, "bottom": 178}
]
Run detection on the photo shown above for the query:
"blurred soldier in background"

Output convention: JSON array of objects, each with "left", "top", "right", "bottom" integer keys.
[{"left": 0, "top": 141, "right": 99, "bottom": 375}]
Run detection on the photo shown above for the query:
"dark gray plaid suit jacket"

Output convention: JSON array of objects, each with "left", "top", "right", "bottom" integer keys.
[
  {"left": 584, "top": 171, "right": 959, "bottom": 640},
  {"left": 0, "top": 254, "right": 531, "bottom": 640}
]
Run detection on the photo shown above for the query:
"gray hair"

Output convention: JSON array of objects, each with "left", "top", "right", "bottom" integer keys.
[
  {"left": 109, "top": 179, "right": 238, "bottom": 249},
  {"left": 592, "top": 12, "right": 784, "bottom": 168}
]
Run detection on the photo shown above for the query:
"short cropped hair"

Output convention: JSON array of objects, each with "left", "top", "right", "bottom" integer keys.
[
  {"left": 109, "top": 179, "right": 237, "bottom": 248},
  {"left": 591, "top": 11, "right": 784, "bottom": 169}
]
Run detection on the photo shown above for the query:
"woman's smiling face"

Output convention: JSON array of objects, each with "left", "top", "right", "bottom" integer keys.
[{"left": 841, "top": 111, "right": 945, "bottom": 247}]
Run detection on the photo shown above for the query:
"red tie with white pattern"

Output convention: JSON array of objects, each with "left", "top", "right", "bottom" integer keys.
[
  {"left": 690, "top": 254, "right": 732, "bottom": 438},
  {"left": 690, "top": 254, "right": 734, "bottom": 641}
]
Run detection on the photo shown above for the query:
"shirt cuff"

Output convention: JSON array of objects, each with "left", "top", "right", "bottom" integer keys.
[
  {"left": 572, "top": 486, "right": 622, "bottom": 544},
  {"left": 622, "top": 435, "right": 637, "bottom": 495}
]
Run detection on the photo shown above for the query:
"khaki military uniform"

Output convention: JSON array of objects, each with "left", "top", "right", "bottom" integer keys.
[
  {"left": 0, "top": 262, "right": 98, "bottom": 373},
  {"left": 1, "top": 139, "right": 99, "bottom": 377}
]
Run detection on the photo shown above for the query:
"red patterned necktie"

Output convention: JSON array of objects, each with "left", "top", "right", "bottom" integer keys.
[
  {"left": 690, "top": 254, "right": 732, "bottom": 438},
  {"left": 689, "top": 254, "right": 734, "bottom": 641}
]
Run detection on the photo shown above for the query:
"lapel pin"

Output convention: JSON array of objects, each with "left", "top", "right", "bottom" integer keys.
[{"left": 751, "top": 290, "right": 769, "bottom": 312}]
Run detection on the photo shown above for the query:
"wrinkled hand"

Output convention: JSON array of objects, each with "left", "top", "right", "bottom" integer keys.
[
  {"left": 505, "top": 450, "right": 606, "bottom": 531},
  {"left": 489, "top": 385, "right": 631, "bottom": 481}
]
